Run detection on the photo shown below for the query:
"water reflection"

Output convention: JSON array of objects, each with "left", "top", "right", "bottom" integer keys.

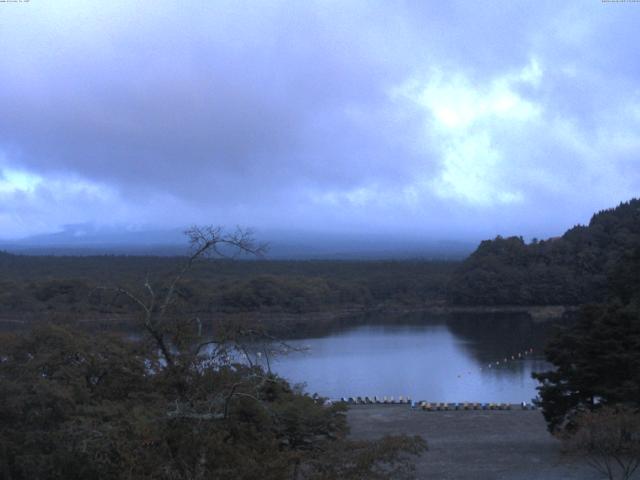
[{"left": 270, "top": 314, "right": 560, "bottom": 403}]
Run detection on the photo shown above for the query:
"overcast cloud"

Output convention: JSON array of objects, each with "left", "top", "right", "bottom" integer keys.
[{"left": 1, "top": 0, "right": 639, "bottom": 242}]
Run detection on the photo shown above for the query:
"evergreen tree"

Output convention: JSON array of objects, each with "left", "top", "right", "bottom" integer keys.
[{"left": 533, "top": 247, "right": 640, "bottom": 432}]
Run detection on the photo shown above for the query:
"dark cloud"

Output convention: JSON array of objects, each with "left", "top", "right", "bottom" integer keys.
[{"left": 0, "top": 0, "right": 639, "bottom": 241}]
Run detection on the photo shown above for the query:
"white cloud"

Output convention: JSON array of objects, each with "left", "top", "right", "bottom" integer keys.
[
  {"left": 0, "top": 164, "right": 152, "bottom": 238},
  {"left": 0, "top": 168, "right": 42, "bottom": 194},
  {"left": 392, "top": 59, "right": 543, "bottom": 207},
  {"left": 398, "top": 59, "right": 542, "bottom": 131},
  {"left": 431, "top": 133, "right": 524, "bottom": 206}
]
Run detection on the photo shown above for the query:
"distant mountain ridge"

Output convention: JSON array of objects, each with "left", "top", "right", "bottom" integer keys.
[
  {"left": 0, "top": 226, "right": 474, "bottom": 260},
  {"left": 448, "top": 198, "right": 640, "bottom": 305}
]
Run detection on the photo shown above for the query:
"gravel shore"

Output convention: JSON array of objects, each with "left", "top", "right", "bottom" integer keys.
[{"left": 347, "top": 405, "right": 604, "bottom": 480}]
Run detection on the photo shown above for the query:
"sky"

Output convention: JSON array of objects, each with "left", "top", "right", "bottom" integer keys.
[{"left": 1, "top": 0, "right": 639, "bottom": 245}]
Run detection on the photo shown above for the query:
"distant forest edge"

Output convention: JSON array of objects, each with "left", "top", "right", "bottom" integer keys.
[
  {"left": 449, "top": 198, "right": 640, "bottom": 305},
  {"left": 0, "top": 253, "right": 454, "bottom": 317},
  {"left": 0, "top": 198, "right": 638, "bottom": 318}
]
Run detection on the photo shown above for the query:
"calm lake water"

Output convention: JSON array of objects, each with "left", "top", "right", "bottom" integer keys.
[
  {"left": 269, "top": 313, "right": 558, "bottom": 403},
  {"left": 0, "top": 312, "right": 559, "bottom": 404}
]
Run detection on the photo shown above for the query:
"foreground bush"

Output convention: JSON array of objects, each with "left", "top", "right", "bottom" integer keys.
[
  {"left": 0, "top": 324, "right": 425, "bottom": 480},
  {"left": 561, "top": 406, "right": 640, "bottom": 480},
  {"left": 1, "top": 227, "right": 427, "bottom": 479}
]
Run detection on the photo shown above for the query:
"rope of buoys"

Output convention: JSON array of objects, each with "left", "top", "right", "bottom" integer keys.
[
  {"left": 455, "top": 347, "right": 536, "bottom": 379},
  {"left": 415, "top": 401, "right": 535, "bottom": 411},
  {"left": 336, "top": 398, "right": 537, "bottom": 410},
  {"left": 341, "top": 396, "right": 412, "bottom": 405}
]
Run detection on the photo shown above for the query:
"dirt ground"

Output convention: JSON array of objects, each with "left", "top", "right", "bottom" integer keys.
[{"left": 347, "top": 405, "right": 606, "bottom": 480}]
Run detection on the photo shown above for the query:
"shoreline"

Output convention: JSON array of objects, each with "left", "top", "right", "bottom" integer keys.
[{"left": 0, "top": 303, "right": 577, "bottom": 335}]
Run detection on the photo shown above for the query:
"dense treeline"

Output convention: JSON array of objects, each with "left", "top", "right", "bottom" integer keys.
[
  {"left": 533, "top": 245, "right": 640, "bottom": 431},
  {"left": 0, "top": 253, "right": 455, "bottom": 317},
  {"left": 4, "top": 198, "right": 639, "bottom": 316},
  {"left": 530, "top": 245, "right": 640, "bottom": 479},
  {"left": 448, "top": 198, "right": 640, "bottom": 305}
]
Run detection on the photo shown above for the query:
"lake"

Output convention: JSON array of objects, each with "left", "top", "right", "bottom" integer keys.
[{"left": 268, "top": 313, "right": 559, "bottom": 403}]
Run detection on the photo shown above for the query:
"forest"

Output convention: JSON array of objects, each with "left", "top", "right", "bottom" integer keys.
[
  {"left": 2, "top": 199, "right": 640, "bottom": 328},
  {"left": 448, "top": 199, "right": 640, "bottom": 305},
  {"left": 0, "top": 253, "right": 454, "bottom": 321}
]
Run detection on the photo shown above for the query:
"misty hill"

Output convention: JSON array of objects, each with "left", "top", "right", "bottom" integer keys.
[
  {"left": 448, "top": 198, "right": 640, "bottom": 305},
  {"left": 0, "top": 225, "right": 474, "bottom": 260}
]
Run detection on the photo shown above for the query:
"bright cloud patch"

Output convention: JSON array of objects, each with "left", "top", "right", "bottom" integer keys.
[
  {"left": 0, "top": 164, "right": 124, "bottom": 238},
  {"left": 412, "top": 61, "right": 541, "bottom": 130},
  {"left": 0, "top": 168, "right": 42, "bottom": 194},
  {"left": 433, "top": 133, "right": 524, "bottom": 206},
  {"left": 395, "top": 59, "right": 542, "bottom": 206}
]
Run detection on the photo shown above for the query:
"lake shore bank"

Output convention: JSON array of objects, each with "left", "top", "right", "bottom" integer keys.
[
  {"left": 347, "top": 404, "right": 597, "bottom": 480},
  {"left": 203, "top": 303, "right": 577, "bottom": 338},
  {"left": 0, "top": 303, "right": 576, "bottom": 336}
]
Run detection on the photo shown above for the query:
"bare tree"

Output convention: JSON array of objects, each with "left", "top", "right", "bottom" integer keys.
[
  {"left": 561, "top": 405, "right": 640, "bottom": 480},
  {"left": 109, "top": 225, "right": 300, "bottom": 423},
  {"left": 112, "top": 225, "right": 267, "bottom": 369}
]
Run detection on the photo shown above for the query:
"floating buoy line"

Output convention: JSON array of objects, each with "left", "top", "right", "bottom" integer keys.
[
  {"left": 320, "top": 347, "right": 540, "bottom": 411},
  {"left": 333, "top": 397, "right": 537, "bottom": 411},
  {"left": 454, "top": 347, "right": 536, "bottom": 380}
]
